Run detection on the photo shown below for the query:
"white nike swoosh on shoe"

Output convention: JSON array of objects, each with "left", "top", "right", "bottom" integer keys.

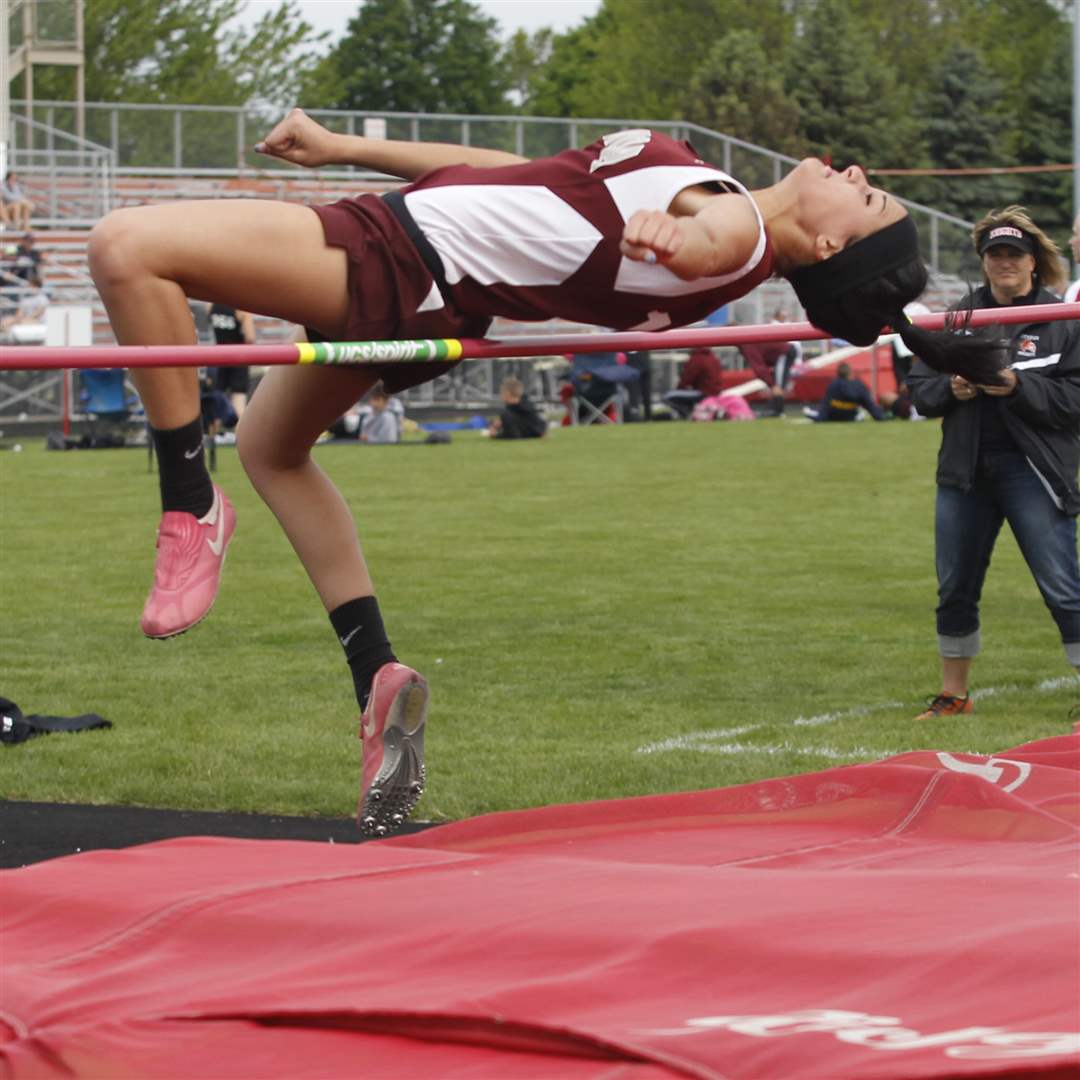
[
  {"left": 198, "top": 489, "right": 220, "bottom": 526},
  {"left": 362, "top": 709, "right": 378, "bottom": 739},
  {"left": 205, "top": 493, "right": 226, "bottom": 556},
  {"left": 183, "top": 445, "right": 203, "bottom": 460}
]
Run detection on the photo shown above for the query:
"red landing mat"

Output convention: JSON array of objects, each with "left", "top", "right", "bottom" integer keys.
[{"left": 3, "top": 736, "right": 1078, "bottom": 1079}]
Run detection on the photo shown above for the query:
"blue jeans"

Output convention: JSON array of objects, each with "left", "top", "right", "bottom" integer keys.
[{"left": 935, "top": 451, "right": 1080, "bottom": 662}]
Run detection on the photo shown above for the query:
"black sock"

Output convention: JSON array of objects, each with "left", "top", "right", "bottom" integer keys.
[
  {"left": 151, "top": 417, "right": 214, "bottom": 517},
  {"left": 329, "top": 596, "right": 397, "bottom": 711}
]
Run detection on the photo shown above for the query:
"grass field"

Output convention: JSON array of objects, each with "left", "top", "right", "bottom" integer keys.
[{"left": 1, "top": 417, "right": 1074, "bottom": 823}]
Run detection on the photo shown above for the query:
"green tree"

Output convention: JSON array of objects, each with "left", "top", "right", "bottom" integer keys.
[
  {"left": 311, "top": 0, "right": 510, "bottom": 114},
  {"left": 549, "top": 0, "right": 793, "bottom": 122},
  {"left": 525, "top": 17, "right": 608, "bottom": 119},
  {"left": 1011, "top": 30, "right": 1074, "bottom": 242},
  {"left": 683, "top": 30, "right": 802, "bottom": 156},
  {"left": 20, "top": 0, "right": 325, "bottom": 107},
  {"left": 786, "top": 0, "right": 916, "bottom": 170},
  {"left": 960, "top": 0, "right": 1072, "bottom": 116},
  {"left": 501, "top": 28, "right": 554, "bottom": 111},
  {"left": 898, "top": 44, "right": 1022, "bottom": 225},
  {"left": 853, "top": 0, "right": 967, "bottom": 112}
]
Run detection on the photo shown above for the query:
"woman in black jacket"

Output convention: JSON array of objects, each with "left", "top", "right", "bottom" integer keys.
[{"left": 909, "top": 206, "right": 1080, "bottom": 720}]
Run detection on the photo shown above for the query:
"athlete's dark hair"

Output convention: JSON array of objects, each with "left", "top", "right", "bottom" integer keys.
[{"left": 790, "top": 217, "right": 1009, "bottom": 385}]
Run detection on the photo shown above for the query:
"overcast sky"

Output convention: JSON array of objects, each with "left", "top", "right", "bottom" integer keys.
[{"left": 235, "top": 0, "right": 601, "bottom": 40}]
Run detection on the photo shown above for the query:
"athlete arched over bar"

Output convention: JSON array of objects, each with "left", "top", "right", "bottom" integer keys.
[{"left": 87, "top": 109, "right": 1009, "bottom": 835}]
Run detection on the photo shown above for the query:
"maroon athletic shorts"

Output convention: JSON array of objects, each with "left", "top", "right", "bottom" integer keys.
[{"left": 308, "top": 194, "right": 491, "bottom": 393}]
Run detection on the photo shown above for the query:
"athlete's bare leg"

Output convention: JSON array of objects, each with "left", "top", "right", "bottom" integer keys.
[
  {"left": 89, "top": 200, "right": 350, "bottom": 428},
  {"left": 88, "top": 199, "right": 375, "bottom": 612},
  {"left": 236, "top": 363, "right": 381, "bottom": 609},
  {"left": 91, "top": 198, "right": 431, "bottom": 833}
]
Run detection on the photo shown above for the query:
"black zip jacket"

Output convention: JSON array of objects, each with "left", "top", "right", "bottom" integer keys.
[
  {"left": 495, "top": 395, "right": 547, "bottom": 439},
  {"left": 908, "top": 284, "right": 1080, "bottom": 515}
]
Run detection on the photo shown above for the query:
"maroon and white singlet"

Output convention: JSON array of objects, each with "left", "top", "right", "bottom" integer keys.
[
  {"left": 400, "top": 129, "right": 775, "bottom": 332},
  {"left": 309, "top": 131, "right": 777, "bottom": 389}
]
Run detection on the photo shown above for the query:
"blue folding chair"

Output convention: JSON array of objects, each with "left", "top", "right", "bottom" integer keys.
[
  {"left": 79, "top": 369, "right": 143, "bottom": 448},
  {"left": 568, "top": 352, "right": 641, "bottom": 425},
  {"left": 80, "top": 368, "right": 133, "bottom": 421}
]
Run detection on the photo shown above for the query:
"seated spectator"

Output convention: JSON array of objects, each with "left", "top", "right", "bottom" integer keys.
[
  {"left": 623, "top": 351, "right": 653, "bottom": 421},
  {"left": 1, "top": 172, "right": 34, "bottom": 233},
  {"left": 326, "top": 385, "right": 404, "bottom": 443},
  {"left": 663, "top": 346, "right": 723, "bottom": 418},
  {"left": 559, "top": 352, "right": 640, "bottom": 424},
  {"left": 489, "top": 376, "right": 546, "bottom": 439},
  {"left": 2, "top": 234, "right": 42, "bottom": 318},
  {"left": 573, "top": 351, "right": 638, "bottom": 408},
  {"left": 198, "top": 367, "right": 238, "bottom": 440},
  {"left": 9, "top": 233, "right": 42, "bottom": 283},
  {"left": 359, "top": 387, "right": 403, "bottom": 443},
  {"left": 803, "top": 362, "right": 885, "bottom": 422},
  {"left": 0, "top": 258, "right": 21, "bottom": 320},
  {"left": 878, "top": 386, "right": 923, "bottom": 421},
  {"left": 738, "top": 337, "right": 800, "bottom": 417},
  {"left": 0, "top": 271, "right": 49, "bottom": 342}
]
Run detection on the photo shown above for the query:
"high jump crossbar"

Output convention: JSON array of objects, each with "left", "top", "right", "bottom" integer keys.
[{"left": 1, "top": 303, "right": 1076, "bottom": 371}]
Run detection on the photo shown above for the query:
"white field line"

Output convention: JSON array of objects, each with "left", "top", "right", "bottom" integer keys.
[
  {"left": 645, "top": 740, "right": 908, "bottom": 760},
  {"left": 635, "top": 675, "right": 1079, "bottom": 758}
]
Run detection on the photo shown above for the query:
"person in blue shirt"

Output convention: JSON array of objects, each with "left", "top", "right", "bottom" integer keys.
[{"left": 805, "top": 362, "right": 885, "bottom": 421}]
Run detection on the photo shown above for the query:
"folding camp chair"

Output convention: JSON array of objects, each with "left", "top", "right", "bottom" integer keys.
[
  {"left": 79, "top": 369, "right": 142, "bottom": 447},
  {"left": 567, "top": 353, "right": 640, "bottom": 426}
]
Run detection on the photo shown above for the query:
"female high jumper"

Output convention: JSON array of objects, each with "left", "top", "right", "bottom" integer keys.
[{"left": 88, "top": 109, "right": 1006, "bottom": 835}]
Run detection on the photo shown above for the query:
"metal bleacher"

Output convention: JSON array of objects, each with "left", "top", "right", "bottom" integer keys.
[{"left": 24, "top": 171, "right": 402, "bottom": 350}]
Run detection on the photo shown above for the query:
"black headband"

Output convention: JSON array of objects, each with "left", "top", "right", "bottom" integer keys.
[{"left": 788, "top": 215, "right": 920, "bottom": 309}]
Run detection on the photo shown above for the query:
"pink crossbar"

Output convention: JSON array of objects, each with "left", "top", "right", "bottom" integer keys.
[{"left": 1, "top": 302, "right": 1077, "bottom": 370}]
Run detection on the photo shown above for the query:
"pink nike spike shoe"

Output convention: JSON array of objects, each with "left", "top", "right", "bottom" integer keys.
[
  {"left": 358, "top": 662, "right": 428, "bottom": 837},
  {"left": 140, "top": 486, "right": 237, "bottom": 639}
]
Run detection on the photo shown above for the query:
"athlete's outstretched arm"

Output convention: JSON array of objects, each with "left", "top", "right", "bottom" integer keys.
[
  {"left": 620, "top": 187, "right": 760, "bottom": 282},
  {"left": 256, "top": 108, "right": 528, "bottom": 178}
]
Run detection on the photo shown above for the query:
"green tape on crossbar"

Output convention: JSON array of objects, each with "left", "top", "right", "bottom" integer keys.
[{"left": 297, "top": 339, "right": 463, "bottom": 365}]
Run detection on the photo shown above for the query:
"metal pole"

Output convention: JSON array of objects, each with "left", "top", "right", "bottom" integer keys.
[
  {"left": 23, "top": 0, "right": 32, "bottom": 134},
  {"left": 2, "top": 304, "right": 1078, "bottom": 371},
  {"left": 75, "top": 0, "right": 84, "bottom": 141},
  {"left": 1073, "top": 0, "right": 1079, "bottom": 229},
  {"left": 0, "top": 0, "right": 8, "bottom": 179},
  {"left": 62, "top": 367, "right": 71, "bottom": 436}
]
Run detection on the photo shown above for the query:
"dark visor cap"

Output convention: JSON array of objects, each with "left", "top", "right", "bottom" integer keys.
[{"left": 977, "top": 225, "right": 1035, "bottom": 256}]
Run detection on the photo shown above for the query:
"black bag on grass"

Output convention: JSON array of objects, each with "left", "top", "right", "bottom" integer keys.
[
  {"left": 0, "top": 696, "right": 111, "bottom": 745},
  {"left": 45, "top": 432, "right": 127, "bottom": 451}
]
